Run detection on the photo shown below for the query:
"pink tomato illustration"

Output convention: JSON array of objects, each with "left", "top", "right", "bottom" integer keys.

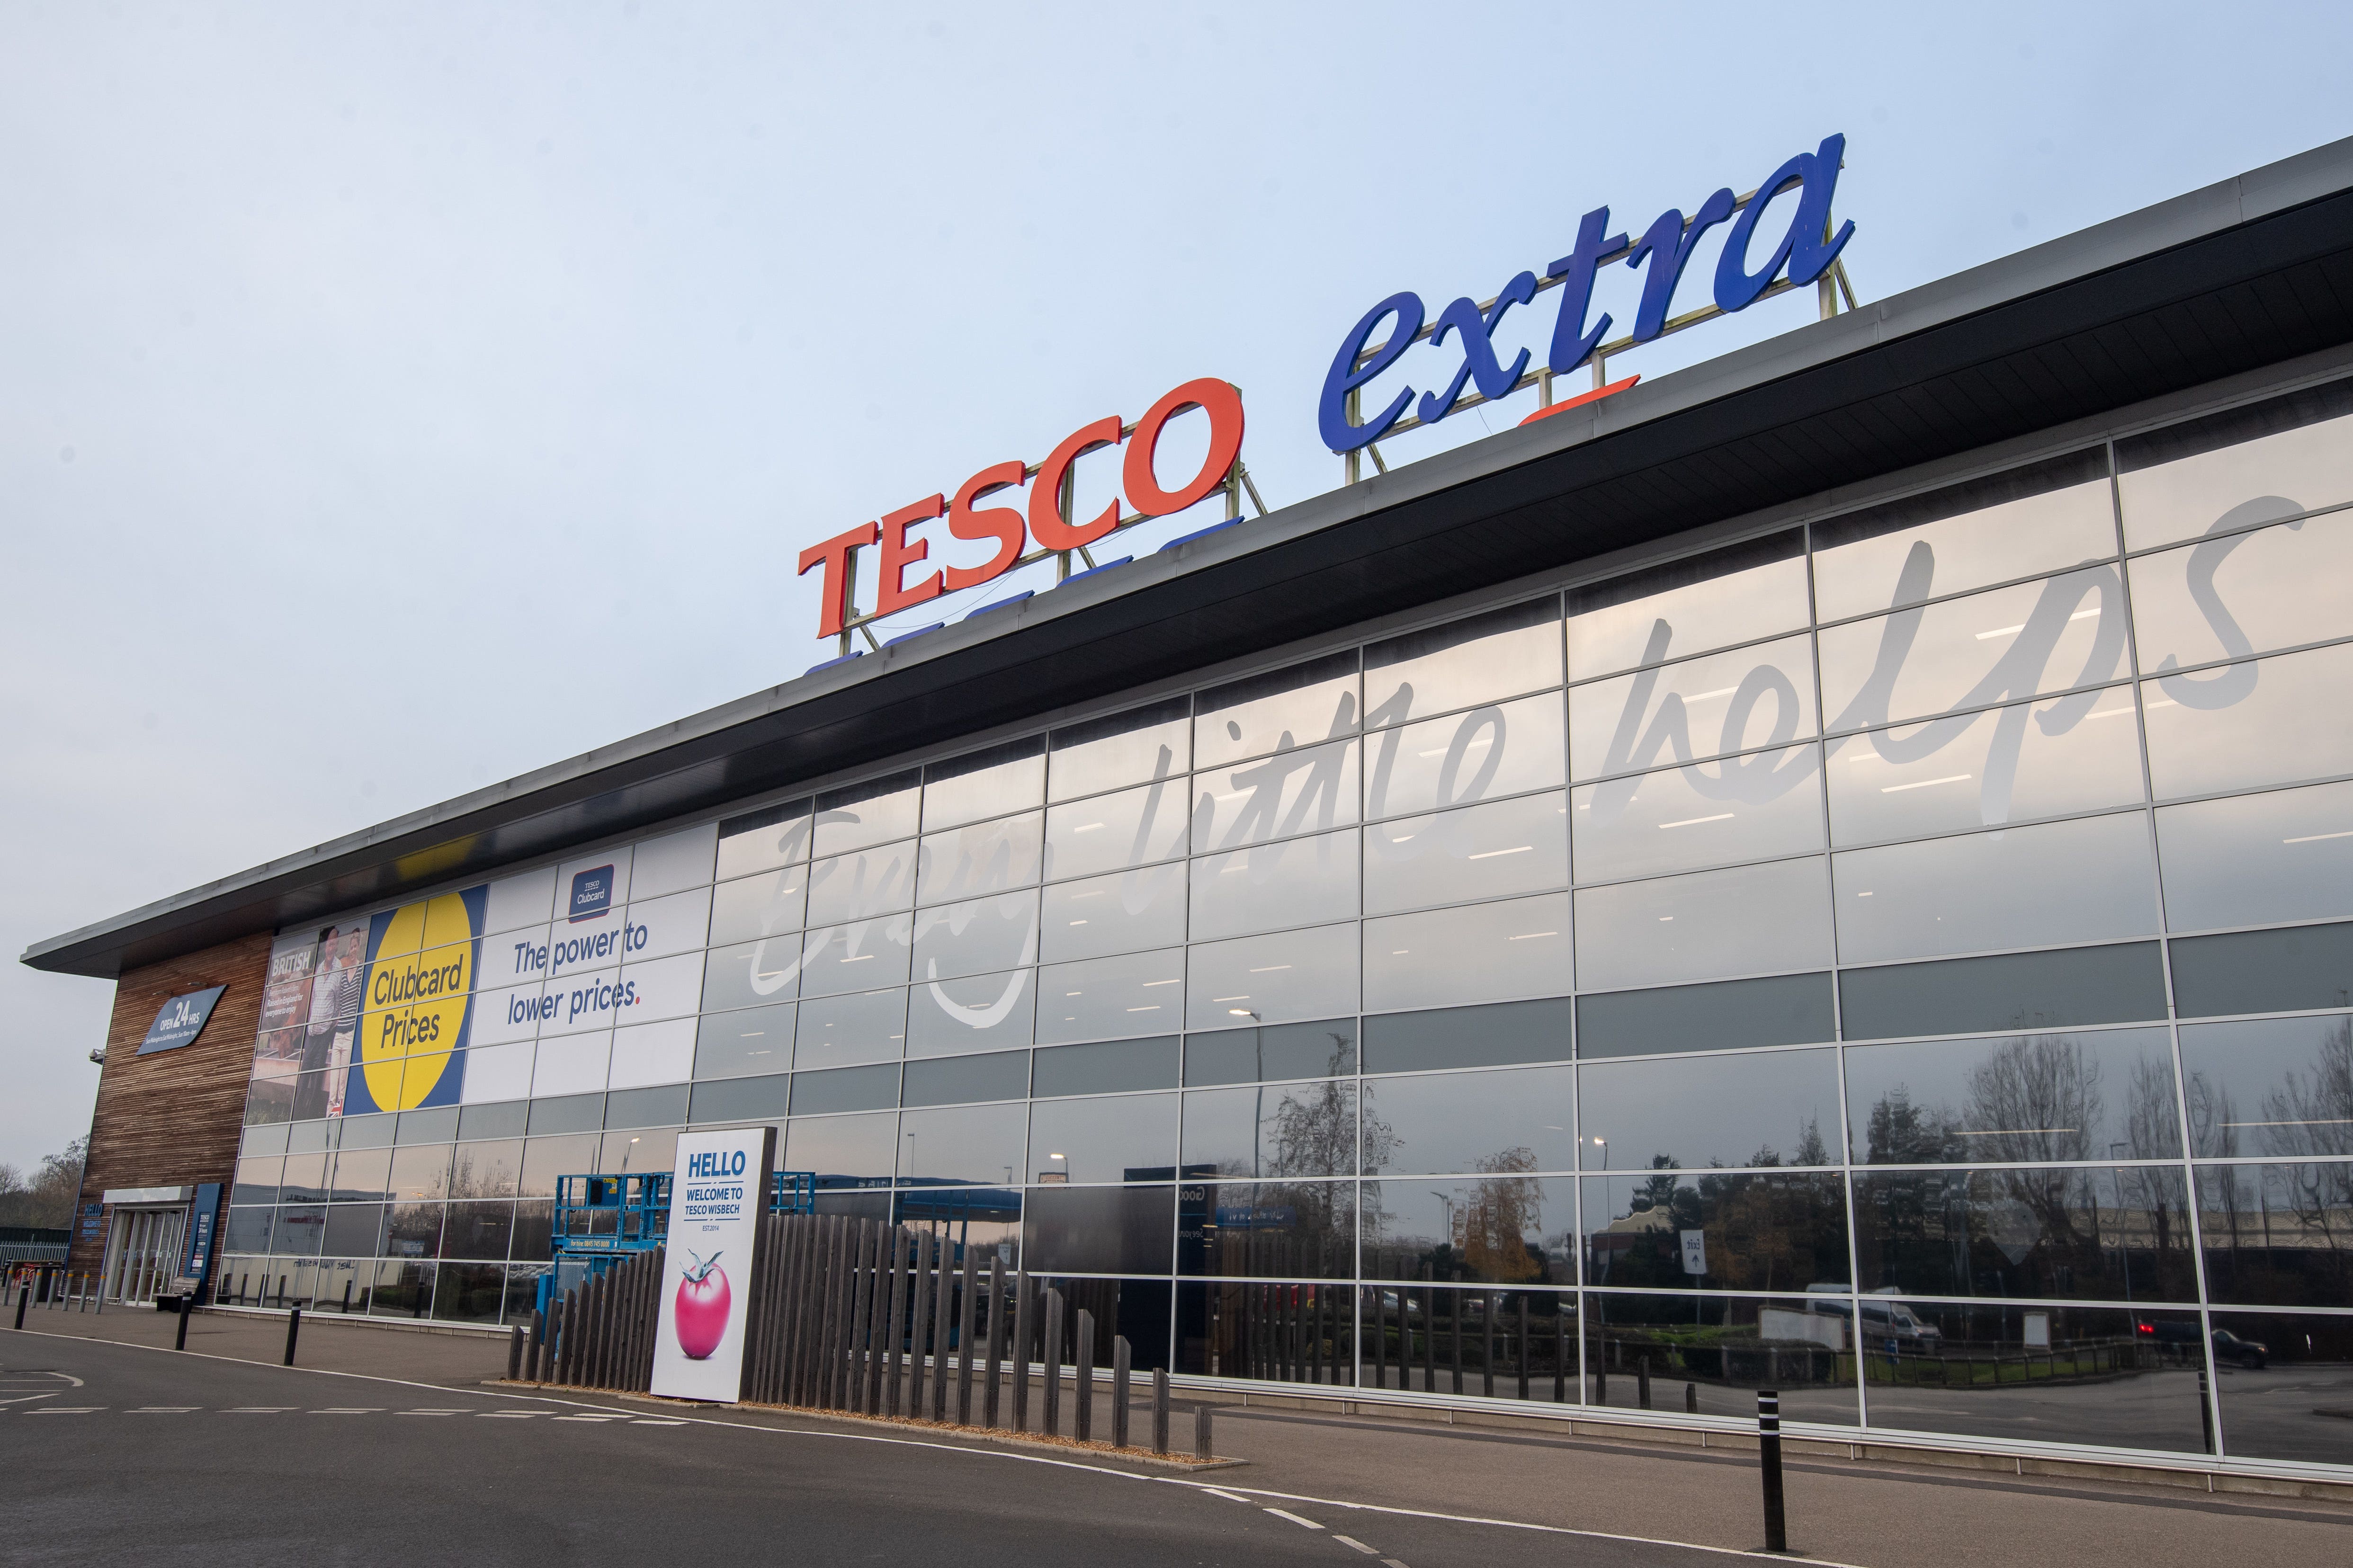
[{"left": 674, "top": 1250, "right": 731, "bottom": 1360}]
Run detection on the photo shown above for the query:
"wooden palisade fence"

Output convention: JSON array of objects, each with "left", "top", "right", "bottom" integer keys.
[{"left": 519, "top": 1212, "right": 1208, "bottom": 1459}]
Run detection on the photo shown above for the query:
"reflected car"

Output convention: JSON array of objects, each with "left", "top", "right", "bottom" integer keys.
[{"left": 2140, "top": 1318, "right": 2268, "bottom": 1369}]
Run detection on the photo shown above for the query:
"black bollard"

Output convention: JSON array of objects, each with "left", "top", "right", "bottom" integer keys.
[
  {"left": 13, "top": 1280, "right": 27, "bottom": 1331},
  {"left": 175, "top": 1292, "right": 193, "bottom": 1351},
  {"left": 1757, "top": 1390, "right": 1787, "bottom": 1554},
  {"left": 508, "top": 1324, "right": 525, "bottom": 1381},
  {"left": 1153, "top": 1365, "right": 1171, "bottom": 1454},
  {"left": 1111, "top": 1336, "right": 1132, "bottom": 1450},
  {"left": 2198, "top": 1368, "right": 2215, "bottom": 1454},
  {"left": 283, "top": 1305, "right": 303, "bottom": 1367},
  {"left": 1193, "top": 1401, "right": 1213, "bottom": 1462}
]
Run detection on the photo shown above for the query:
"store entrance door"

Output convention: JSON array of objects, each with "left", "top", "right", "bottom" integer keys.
[{"left": 105, "top": 1206, "right": 187, "bottom": 1304}]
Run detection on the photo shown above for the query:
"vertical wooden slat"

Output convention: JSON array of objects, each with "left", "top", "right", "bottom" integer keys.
[
  {"left": 1011, "top": 1271, "right": 1033, "bottom": 1432},
  {"left": 795, "top": 1216, "right": 826, "bottom": 1406},
  {"left": 851, "top": 1221, "right": 879, "bottom": 1414},
  {"left": 884, "top": 1226, "right": 909, "bottom": 1417},
  {"left": 1111, "top": 1335, "right": 1131, "bottom": 1449},
  {"left": 955, "top": 1244, "right": 978, "bottom": 1424},
  {"left": 1041, "top": 1288, "right": 1064, "bottom": 1436},
  {"left": 783, "top": 1216, "right": 814, "bottom": 1404},
  {"left": 558, "top": 1287, "right": 578, "bottom": 1386},
  {"left": 983, "top": 1254, "right": 1004, "bottom": 1428},
  {"left": 907, "top": 1230, "right": 934, "bottom": 1418},
  {"left": 1074, "top": 1307, "right": 1095, "bottom": 1443},
  {"left": 827, "top": 1216, "right": 853, "bottom": 1409},
  {"left": 929, "top": 1242, "right": 954, "bottom": 1423}
]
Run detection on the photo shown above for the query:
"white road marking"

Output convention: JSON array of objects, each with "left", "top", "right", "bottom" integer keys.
[
  {"left": 1332, "top": 1537, "right": 1378, "bottom": 1555},
  {"left": 0, "top": 1393, "right": 61, "bottom": 1405},
  {"left": 311, "top": 1408, "right": 382, "bottom": 1414},
  {"left": 1265, "top": 1508, "right": 1324, "bottom": 1530},
  {"left": 396, "top": 1409, "right": 473, "bottom": 1416},
  {"left": 552, "top": 1414, "right": 624, "bottom": 1422},
  {"left": 1382, "top": 1559, "right": 1412, "bottom": 1568},
  {"left": 633, "top": 1418, "right": 689, "bottom": 1425},
  {"left": 129, "top": 1407, "right": 199, "bottom": 1412},
  {"left": 1201, "top": 1488, "right": 1251, "bottom": 1503},
  {"left": 29, "top": 1407, "right": 101, "bottom": 1414},
  {"left": 224, "top": 1407, "right": 295, "bottom": 1413},
  {"left": 476, "top": 1411, "right": 544, "bottom": 1418}
]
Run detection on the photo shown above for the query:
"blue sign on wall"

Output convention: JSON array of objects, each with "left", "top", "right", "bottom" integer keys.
[
  {"left": 182, "top": 1183, "right": 223, "bottom": 1286},
  {"left": 567, "top": 865, "right": 616, "bottom": 924},
  {"left": 136, "top": 985, "right": 227, "bottom": 1056}
]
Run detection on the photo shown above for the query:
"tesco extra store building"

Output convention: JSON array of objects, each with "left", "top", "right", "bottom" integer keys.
[{"left": 29, "top": 134, "right": 2353, "bottom": 1485}]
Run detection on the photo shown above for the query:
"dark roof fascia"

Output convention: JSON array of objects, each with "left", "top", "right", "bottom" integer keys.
[{"left": 25, "top": 135, "right": 2353, "bottom": 980}]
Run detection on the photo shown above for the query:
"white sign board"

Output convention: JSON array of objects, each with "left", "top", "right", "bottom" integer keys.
[
  {"left": 1678, "top": 1228, "right": 1707, "bottom": 1276},
  {"left": 650, "top": 1126, "right": 775, "bottom": 1403}
]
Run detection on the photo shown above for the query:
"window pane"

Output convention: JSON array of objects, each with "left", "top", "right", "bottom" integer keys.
[
  {"left": 1566, "top": 538, "right": 1809, "bottom": 681},
  {"left": 1363, "top": 1065, "right": 1575, "bottom": 1176},
  {"left": 1857, "top": 1301, "right": 2201, "bottom": 1451},
  {"left": 1027, "top": 1093, "right": 1179, "bottom": 1185},
  {"left": 1831, "top": 813, "right": 2158, "bottom": 965},
  {"left": 1575, "top": 974, "right": 1834, "bottom": 1058},
  {"left": 1040, "top": 864, "right": 1185, "bottom": 963},
  {"left": 386, "top": 1143, "right": 452, "bottom": 1201},
  {"left": 905, "top": 969, "right": 1034, "bottom": 1058},
  {"left": 1362, "top": 998, "right": 1574, "bottom": 1074},
  {"left": 1825, "top": 691, "right": 2144, "bottom": 845},
  {"left": 2142, "top": 641, "right": 2353, "bottom": 798},
  {"left": 1818, "top": 567, "right": 2130, "bottom": 734},
  {"left": 796, "top": 916, "right": 913, "bottom": 996},
  {"left": 814, "top": 773, "right": 922, "bottom": 858},
  {"left": 447, "top": 1139, "right": 522, "bottom": 1200},
  {"left": 2195, "top": 1162, "right": 2353, "bottom": 1308},
  {"left": 1363, "top": 598, "right": 1564, "bottom": 726},
  {"left": 1181, "top": 1178, "right": 1355, "bottom": 1278},
  {"left": 2157, "top": 779, "right": 2353, "bottom": 931},
  {"left": 1183, "top": 1019, "right": 1356, "bottom": 1085},
  {"left": 900, "top": 1050, "right": 1028, "bottom": 1108},
  {"left": 1574, "top": 857, "right": 1832, "bottom": 990},
  {"left": 1362, "top": 892, "right": 1572, "bottom": 1014},
  {"left": 1195, "top": 652, "right": 1359, "bottom": 770},
  {"left": 1363, "top": 693, "right": 1565, "bottom": 822},
  {"left": 1569, "top": 634, "right": 1818, "bottom": 782},
  {"left": 2169, "top": 921, "right": 2353, "bottom": 1019},
  {"left": 2178, "top": 1013, "right": 2353, "bottom": 1158},
  {"left": 2131, "top": 507, "right": 2353, "bottom": 674},
  {"left": 789, "top": 1063, "right": 898, "bottom": 1117},
  {"left": 1811, "top": 453, "right": 2116, "bottom": 624},
  {"left": 1586, "top": 1292, "right": 1857, "bottom": 1425},
  {"left": 321, "top": 1203, "right": 385, "bottom": 1259},
  {"left": 1036, "top": 947, "right": 1185, "bottom": 1045},
  {"left": 1366, "top": 793, "right": 1568, "bottom": 915},
  {"left": 1182, "top": 1080, "right": 1358, "bottom": 1178},
  {"left": 1363, "top": 1176, "right": 1572, "bottom": 1284},
  {"left": 714, "top": 799, "right": 813, "bottom": 882},
  {"left": 1186, "top": 923, "right": 1359, "bottom": 1029},
  {"left": 806, "top": 839, "right": 918, "bottom": 926},
  {"left": 792, "top": 987, "right": 906, "bottom": 1070},
  {"left": 916, "top": 811, "right": 1043, "bottom": 905},
  {"left": 702, "top": 935, "right": 804, "bottom": 1011},
  {"left": 694, "top": 1003, "right": 794, "bottom": 1080},
  {"left": 517, "top": 1133, "right": 599, "bottom": 1198},
  {"left": 1190, "top": 738, "right": 1360, "bottom": 853},
  {"left": 785, "top": 1111, "right": 897, "bottom": 1187},
  {"left": 1843, "top": 1026, "right": 2181, "bottom": 1164},
  {"left": 2208, "top": 1310, "right": 2353, "bottom": 1463},
  {"left": 233, "top": 1155, "right": 283, "bottom": 1206},
  {"left": 1580, "top": 1049, "right": 1840, "bottom": 1170},
  {"left": 1048, "top": 697, "right": 1190, "bottom": 804},
  {"left": 894, "top": 1105, "right": 1026, "bottom": 1189},
  {"left": 911, "top": 890, "right": 1038, "bottom": 981},
  {"left": 1027, "top": 1184, "right": 1174, "bottom": 1275},
  {"left": 1572, "top": 755, "right": 1820, "bottom": 884},
  {"left": 2115, "top": 381, "right": 2353, "bottom": 551},
  {"left": 1043, "top": 777, "right": 1190, "bottom": 882},
  {"left": 1840, "top": 943, "right": 2167, "bottom": 1041},
  {"left": 1581, "top": 1172, "right": 1846, "bottom": 1290},
  {"left": 1034, "top": 1036, "right": 1181, "bottom": 1097},
  {"left": 440, "top": 1200, "right": 514, "bottom": 1261},
  {"left": 922, "top": 739, "right": 1046, "bottom": 832},
  {"left": 1849, "top": 1166, "right": 2196, "bottom": 1301},
  {"left": 1190, "top": 830, "right": 1360, "bottom": 942}
]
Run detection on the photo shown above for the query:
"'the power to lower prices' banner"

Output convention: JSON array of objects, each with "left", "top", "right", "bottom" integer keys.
[{"left": 650, "top": 1126, "right": 776, "bottom": 1403}]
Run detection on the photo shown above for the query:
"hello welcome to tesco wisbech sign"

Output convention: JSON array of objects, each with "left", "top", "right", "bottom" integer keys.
[{"left": 795, "top": 134, "right": 1854, "bottom": 645}]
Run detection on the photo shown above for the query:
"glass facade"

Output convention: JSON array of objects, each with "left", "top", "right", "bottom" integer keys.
[{"left": 220, "top": 375, "right": 2353, "bottom": 1466}]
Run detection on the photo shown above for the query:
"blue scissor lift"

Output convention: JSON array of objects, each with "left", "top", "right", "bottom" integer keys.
[{"left": 536, "top": 1169, "right": 817, "bottom": 1318}]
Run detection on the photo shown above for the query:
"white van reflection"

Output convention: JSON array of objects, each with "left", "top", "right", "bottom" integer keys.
[{"left": 1804, "top": 1284, "right": 1942, "bottom": 1350}]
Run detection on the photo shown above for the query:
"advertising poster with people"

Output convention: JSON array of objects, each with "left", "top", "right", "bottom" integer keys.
[{"left": 651, "top": 1126, "right": 776, "bottom": 1403}]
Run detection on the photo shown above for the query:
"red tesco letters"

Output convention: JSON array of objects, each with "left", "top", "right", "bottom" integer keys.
[{"left": 796, "top": 377, "right": 1245, "bottom": 641}]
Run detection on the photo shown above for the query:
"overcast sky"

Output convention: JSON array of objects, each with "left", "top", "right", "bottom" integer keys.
[{"left": 4, "top": 2, "right": 2349, "bottom": 1175}]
